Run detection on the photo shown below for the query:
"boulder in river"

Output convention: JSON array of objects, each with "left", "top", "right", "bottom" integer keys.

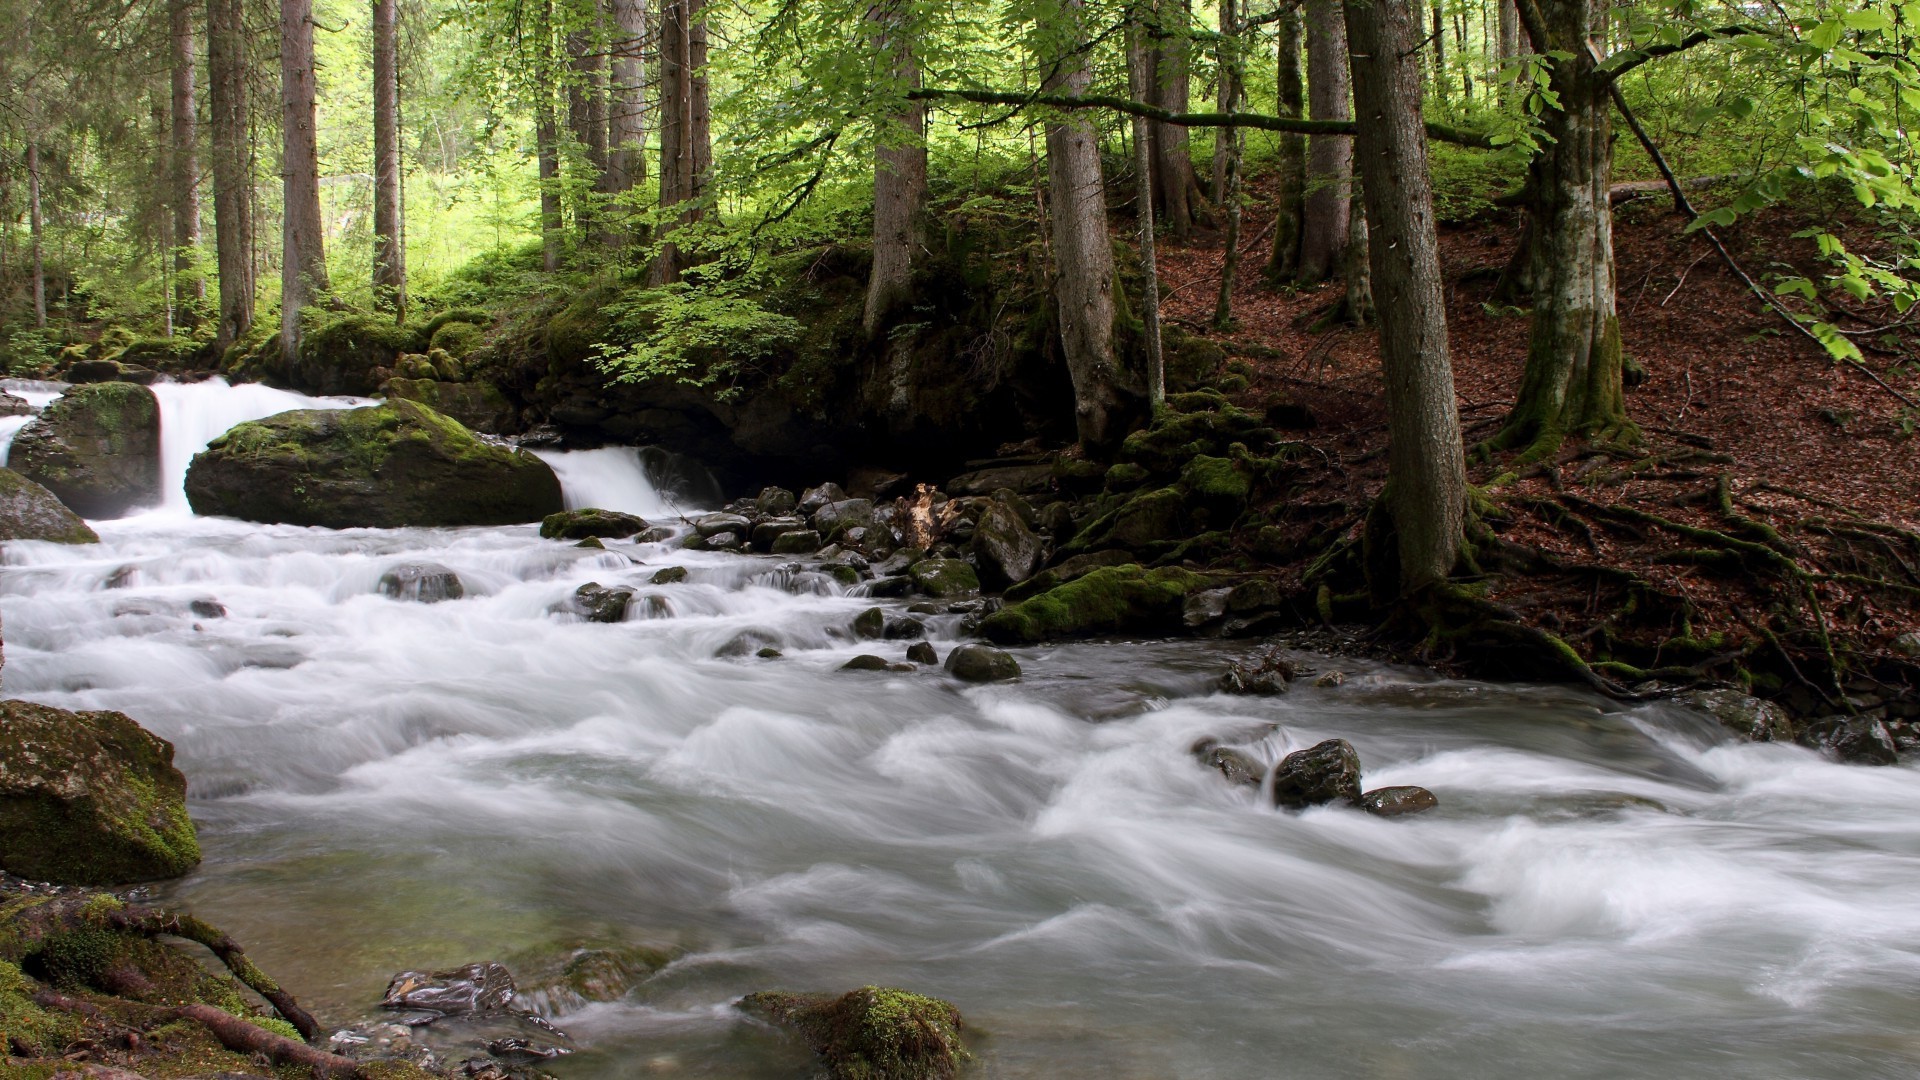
[
  {"left": 1192, "top": 740, "right": 1266, "bottom": 788},
  {"left": 0, "top": 390, "right": 33, "bottom": 416},
  {"left": 0, "top": 699, "right": 200, "bottom": 884},
  {"left": 944, "top": 644, "right": 1020, "bottom": 683},
  {"left": 651, "top": 566, "right": 689, "bottom": 584},
  {"left": 185, "top": 399, "right": 563, "bottom": 528},
  {"left": 755, "top": 486, "right": 797, "bottom": 515},
  {"left": 909, "top": 558, "right": 980, "bottom": 599},
  {"left": 383, "top": 377, "right": 517, "bottom": 434},
  {"left": 971, "top": 496, "right": 1043, "bottom": 588},
  {"left": 740, "top": 985, "right": 967, "bottom": 1080},
  {"left": 796, "top": 482, "right": 849, "bottom": 516},
  {"left": 541, "top": 507, "right": 648, "bottom": 540},
  {"left": 570, "top": 582, "right": 635, "bottom": 623},
  {"left": 6, "top": 382, "right": 162, "bottom": 518},
  {"left": 0, "top": 467, "right": 99, "bottom": 544},
  {"left": 379, "top": 562, "right": 465, "bottom": 603},
  {"left": 771, "top": 529, "right": 823, "bottom": 555},
  {"left": 1220, "top": 647, "right": 1296, "bottom": 695},
  {"left": 1816, "top": 716, "right": 1899, "bottom": 765},
  {"left": 381, "top": 961, "right": 518, "bottom": 1016},
  {"left": 906, "top": 642, "right": 938, "bottom": 665},
  {"left": 981, "top": 564, "right": 1212, "bottom": 644},
  {"left": 1358, "top": 786, "right": 1439, "bottom": 817},
  {"left": 841, "top": 654, "right": 891, "bottom": 671},
  {"left": 1687, "top": 689, "right": 1793, "bottom": 743},
  {"left": 1270, "top": 739, "right": 1363, "bottom": 809},
  {"left": 853, "top": 606, "right": 886, "bottom": 639}
]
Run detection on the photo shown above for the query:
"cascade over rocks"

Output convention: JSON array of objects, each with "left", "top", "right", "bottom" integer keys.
[
  {"left": 185, "top": 399, "right": 563, "bottom": 528},
  {"left": 6, "top": 382, "right": 163, "bottom": 518},
  {"left": 0, "top": 699, "right": 200, "bottom": 884},
  {"left": 570, "top": 582, "right": 635, "bottom": 623},
  {"left": 378, "top": 562, "right": 465, "bottom": 603},
  {"left": 0, "top": 467, "right": 99, "bottom": 544}
]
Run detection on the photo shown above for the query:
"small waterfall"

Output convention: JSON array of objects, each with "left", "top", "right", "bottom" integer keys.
[
  {"left": 532, "top": 446, "right": 718, "bottom": 519},
  {"left": 0, "top": 380, "right": 67, "bottom": 462},
  {"left": 149, "top": 380, "right": 368, "bottom": 513}
]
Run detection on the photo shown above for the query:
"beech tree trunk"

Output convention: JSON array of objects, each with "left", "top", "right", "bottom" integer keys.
[
  {"left": 1498, "top": 0, "right": 1520, "bottom": 100},
  {"left": 1344, "top": 0, "right": 1467, "bottom": 593},
  {"left": 1044, "top": 0, "right": 1132, "bottom": 448},
  {"left": 27, "top": 139, "right": 44, "bottom": 329},
  {"left": 372, "top": 0, "right": 406, "bottom": 320},
  {"left": 1147, "top": 0, "right": 1203, "bottom": 239},
  {"left": 606, "top": 0, "right": 648, "bottom": 233},
  {"left": 280, "top": 0, "right": 330, "bottom": 357},
  {"left": 207, "top": 0, "right": 252, "bottom": 349},
  {"left": 1266, "top": 7, "right": 1306, "bottom": 279},
  {"left": 655, "top": 0, "right": 711, "bottom": 283},
  {"left": 1211, "top": 0, "right": 1244, "bottom": 329},
  {"left": 862, "top": 0, "right": 927, "bottom": 336},
  {"left": 1127, "top": 14, "right": 1165, "bottom": 407},
  {"left": 1298, "top": 0, "right": 1352, "bottom": 283},
  {"left": 170, "top": 0, "right": 204, "bottom": 323},
  {"left": 1495, "top": 0, "right": 1627, "bottom": 454}
]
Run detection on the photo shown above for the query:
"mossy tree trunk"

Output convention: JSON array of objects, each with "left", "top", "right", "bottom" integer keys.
[
  {"left": 1297, "top": 0, "right": 1352, "bottom": 284},
  {"left": 1492, "top": 0, "right": 1631, "bottom": 458},
  {"left": 1345, "top": 0, "right": 1468, "bottom": 593},
  {"left": 862, "top": 0, "right": 928, "bottom": 337},
  {"left": 28, "top": 137, "right": 45, "bottom": 329},
  {"left": 1266, "top": 7, "right": 1306, "bottom": 279},
  {"left": 1211, "top": 0, "right": 1245, "bottom": 329}
]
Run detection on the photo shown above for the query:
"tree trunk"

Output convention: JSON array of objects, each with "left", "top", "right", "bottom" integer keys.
[
  {"left": 606, "top": 0, "right": 647, "bottom": 239},
  {"left": 567, "top": 16, "right": 609, "bottom": 243},
  {"left": 1341, "top": 189, "right": 1372, "bottom": 324},
  {"left": 1496, "top": 0, "right": 1519, "bottom": 102},
  {"left": 1127, "top": 13, "right": 1165, "bottom": 408},
  {"left": 170, "top": 0, "right": 204, "bottom": 324},
  {"left": 1297, "top": 0, "right": 1352, "bottom": 283},
  {"left": 655, "top": 0, "right": 711, "bottom": 283},
  {"left": 27, "top": 139, "right": 44, "bottom": 329},
  {"left": 1211, "top": 0, "right": 1243, "bottom": 329},
  {"left": 1266, "top": 7, "right": 1306, "bottom": 279},
  {"left": 1147, "top": 0, "right": 1203, "bottom": 239},
  {"left": 1494, "top": 0, "right": 1628, "bottom": 455},
  {"left": 537, "top": 107, "right": 562, "bottom": 272},
  {"left": 1044, "top": 0, "right": 1133, "bottom": 449},
  {"left": 1344, "top": 0, "right": 1467, "bottom": 594},
  {"left": 1430, "top": 2, "right": 1450, "bottom": 105},
  {"left": 372, "top": 0, "right": 405, "bottom": 321},
  {"left": 862, "top": 0, "right": 927, "bottom": 336},
  {"left": 280, "top": 0, "right": 330, "bottom": 358},
  {"left": 207, "top": 0, "right": 252, "bottom": 349}
]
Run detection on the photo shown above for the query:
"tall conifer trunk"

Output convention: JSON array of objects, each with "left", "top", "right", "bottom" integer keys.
[
  {"left": 1298, "top": 0, "right": 1352, "bottom": 283},
  {"left": 280, "top": 0, "right": 330, "bottom": 358},
  {"left": 207, "top": 0, "right": 253, "bottom": 349},
  {"left": 170, "top": 0, "right": 204, "bottom": 324},
  {"left": 606, "top": 0, "right": 648, "bottom": 241},
  {"left": 655, "top": 0, "right": 711, "bottom": 283},
  {"left": 862, "top": 0, "right": 927, "bottom": 336},
  {"left": 1266, "top": 8, "right": 1306, "bottom": 279},
  {"left": 372, "top": 0, "right": 406, "bottom": 320},
  {"left": 27, "top": 140, "right": 45, "bottom": 329}
]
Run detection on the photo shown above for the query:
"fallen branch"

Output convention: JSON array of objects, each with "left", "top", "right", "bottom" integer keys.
[
  {"left": 107, "top": 908, "right": 323, "bottom": 1044},
  {"left": 32, "top": 990, "right": 360, "bottom": 1078}
]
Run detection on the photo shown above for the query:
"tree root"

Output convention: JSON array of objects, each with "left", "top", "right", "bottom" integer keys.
[{"left": 31, "top": 990, "right": 361, "bottom": 1078}]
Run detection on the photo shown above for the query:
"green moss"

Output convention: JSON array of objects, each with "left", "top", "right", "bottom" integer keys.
[
  {"left": 744, "top": 985, "right": 968, "bottom": 1080},
  {"left": 1179, "top": 454, "right": 1251, "bottom": 507},
  {"left": 1104, "top": 462, "right": 1151, "bottom": 492},
  {"left": 980, "top": 564, "right": 1212, "bottom": 643},
  {"left": 0, "top": 958, "right": 82, "bottom": 1057}
]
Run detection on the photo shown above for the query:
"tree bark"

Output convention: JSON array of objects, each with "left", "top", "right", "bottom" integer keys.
[
  {"left": 207, "top": 0, "right": 252, "bottom": 349},
  {"left": 27, "top": 139, "right": 44, "bottom": 329},
  {"left": 1044, "top": 0, "right": 1133, "bottom": 449},
  {"left": 280, "top": 0, "right": 330, "bottom": 358},
  {"left": 1147, "top": 0, "right": 1203, "bottom": 239},
  {"left": 372, "top": 0, "right": 405, "bottom": 321},
  {"left": 1340, "top": 188, "right": 1372, "bottom": 324},
  {"left": 1127, "top": 12, "right": 1165, "bottom": 408},
  {"left": 567, "top": 12, "right": 609, "bottom": 241},
  {"left": 1430, "top": 2, "right": 1450, "bottom": 105},
  {"left": 862, "top": 0, "right": 927, "bottom": 336},
  {"left": 1298, "top": 0, "right": 1352, "bottom": 283},
  {"left": 1344, "top": 0, "right": 1467, "bottom": 593},
  {"left": 537, "top": 107, "right": 562, "bottom": 272},
  {"left": 1211, "top": 0, "right": 1244, "bottom": 329},
  {"left": 1494, "top": 0, "right": 1628, "bottom": 455},
  {"left": 655, "top": 0, "right": 711, "bottom": 283},
  {"left": 1266, "top": 7, "right": 1306, "bottom": 279},
  {"left": 606, "top": 0, "right": 648, "bottom": 231},
  {"left": 170, "top": 0, "right": 204, "bottom": 324}
]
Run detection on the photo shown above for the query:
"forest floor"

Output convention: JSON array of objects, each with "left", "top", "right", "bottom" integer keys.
[{"left": 1154, "top": 181, "right": 1920, "bottom": 726}]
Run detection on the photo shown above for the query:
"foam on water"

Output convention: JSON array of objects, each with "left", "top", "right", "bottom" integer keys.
[{"left": 3, "top": 380, "right": 1920, "bottom": 1078}]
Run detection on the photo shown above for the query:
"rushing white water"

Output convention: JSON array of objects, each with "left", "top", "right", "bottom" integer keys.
[
  {"left": 148, "top": 381, "right": 371, "bottom": 513},
  {"left": 5, "top": 381, "right": 1920, "bottom": 1078},
  {"left": 0, "top": 380, "right": 66, "bottom": 461},
  {"left": 533, "top": 446, "right": 693, "bottom": 519}
]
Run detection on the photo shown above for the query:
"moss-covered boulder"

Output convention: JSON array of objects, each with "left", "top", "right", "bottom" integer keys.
[
  {"left": 1179, "top": 454, "right": 1252, "bottom": 516},
  {"left": 5, "top": 382, "right": 162, "bottom": 519},
  {"left": 184, "top": 399, "right": 563, "bottom": 528},
  {"left": 541, "top": 507, "right": 648, "bottom": 540},
  {"left": 285, "top": 313, "right": 423, "bottom": 395},
  {"left": 0, "top": 468, "right": 99, "bottom": 544},
  {"left": 428, "top": 319, "right": 485, "bottom": 360},
  {"left": 979, "top": 564, "right": 1213, "bottom": 643},
  {"left": 741, "top": 985, "right": 968, "bottom": 1080},
  {"left": 0, "top": 700, "right": 200, "bottom": 885},
  {"left": 909, "top": 558, "right": 980, "bottom": 599},
  {"left": 971, "top": 496, "right": 1043, "bottom": 588}
]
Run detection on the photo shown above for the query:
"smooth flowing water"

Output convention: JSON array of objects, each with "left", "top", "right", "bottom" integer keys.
[{"left": 5, "top": 380, "right": 1920, "bottom": 1078}]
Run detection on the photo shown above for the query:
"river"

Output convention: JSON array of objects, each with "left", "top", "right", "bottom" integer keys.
[{"left": 4, "top": 378, "right": 1920, "bottom": 1078}]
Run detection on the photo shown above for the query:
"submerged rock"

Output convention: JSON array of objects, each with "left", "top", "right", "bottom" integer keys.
[
  {"left": 6, "top": 382, "right": 162, "bottom": 518},
  {"left": 1271, "top": 739, "right": 1363, "bottom": 810},
  {"left": 185, "top": 399, "right": 562, "bottom": 528},
  {"left": 1688, "top": 689, "right": 1793, "bottom": 743},
  {"left": 841, "top": 654, "right": 891, "bottom": 671},
  {"left": 570, "top": 582, "right": 635, "bottom": 623},
  {"left": 379, "top": 562, "right": 465, "bottom": 603},
  {"left": 944, "top": 644, "right": 1020, "bottom": 683},
  {"left": 0, "top": 699, "right": 200, "bottom": 884},
  {"left": 1220, "top": 646, "right": 1296, "bottom": 696},
  {"left": 0, "top": 467, "right": 98, "bottom": 544},
  {"left": 740, "top": 985, "right": 967, "bottom": 1080},
  {"left": 1193, "top": 741, "right": 1267, "bottom": 788},
  {"left": 540, "top": 507, "right": 648, "bottom": 541},
  {"left": 651, "top": 566, "right": 688, "bottom": 585},
  {"left": 1358, "top": 786, "right": 1438, "bottom": 817},
  {"left": 381, "top": 961, "right": 518, "bottom": 1016},
  {"left": 906, "top": 642, "right": 938, "bottom": 665},
  {"left": 1817, "top": 717, "right": 1899, "bottom": 765}
]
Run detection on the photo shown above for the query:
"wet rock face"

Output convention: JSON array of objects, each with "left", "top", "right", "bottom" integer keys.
[
  {"left": 0, "top": 468, "right": 99, "bottom": 544},
  {"left": 381, "top": 961, "right": 518, "bottom": 1016},
  {"left": 944, "top": 644, "right": 1020, "bottom": 683},
  {"left": 1358, "top": 786, "right": 1438, "bottom": 817},
  {"left": 740, "top": 985, "right": 968, "bottom": 1080},
  {"left": 6, "top": 382, "right": 162, "bottom": 519},
  {"left": 1270, "top": 739, "right": 1363, "bottom": 809},
  {"left": 1192, "top": 741, "right": 1266, "bottom": 788},
  {"left": 971, "top": 497, "right": 1043, "bottom": 588},
  {"left": 1689, "top": 689, "right": 1793, "bottom": 743},
  {"left": 909, "top": 559, "right": 980, "bottom": 600},
  {"left": 379, "top": 562, "right": 465, "bottom": 603},
  {"left": 185, "top": 400, "right": 563, "bottom": 528},
  {"left": 570, "top": 582, "right": 635, "bottom": 623},
  {"left": 1220, "top": 647, "right": 1296, "bottom": 695},
  {"left": 1817, "top": 717, "right": 1900, "bottom": 765},
  {"left": 540, "top": 507, "right": 648, "bottom": 540},
  {"left": 0, "top": 699, "right": 200, "bottom": 885}
]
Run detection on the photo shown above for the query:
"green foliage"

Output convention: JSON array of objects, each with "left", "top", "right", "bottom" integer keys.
[{"left": 593, "top": 280, "right": 805, "bottom": 397}]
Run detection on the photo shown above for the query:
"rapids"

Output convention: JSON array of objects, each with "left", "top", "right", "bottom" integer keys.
[{"left": 4, "top": 379, "right": 1920, "bottom": 1078}]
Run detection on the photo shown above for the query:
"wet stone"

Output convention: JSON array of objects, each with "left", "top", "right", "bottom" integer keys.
[
  {"left": 189, "top": 598, "right": 227, "bottom": 619},
  {"left": 1195, "top": 743, "right": 1266, "bottom": 788},
  {"left": 882, "top": 616, "right": 926, "bottom": 640},
  {"left": 571, "top": 582, "right": 635, "bottom": 624},
  {"left": 382, "top": 961, "right": 518, "bottom": 1016},
  {"left": 1220, "top": 646, "right": 1296, "bottom": 695},
  {"left": 841, "top": 654, "right": 890, "bottom": 671},
  {"left": 853, "top": 607, "right": 886, "bottom": 640},
  {"left": 379, "top": 562, "right": 465, "bottom": 603},
  {"left": 944, "top": 644, "right": 1020, "bottom": 683},
  {"left": 1359, "top": 786, "right": 1438, "bottom": 817},
  {"left": 650, "top": 566, "right": 688, "bottom": 584},
  {"left": 906, "top": 642, "right": 938, "bottom": 665},
  {"left": 1271, "top": 739, "right": 1363, "bottom": 809},
  {"left": 1819, "top": 717, "right": 1899, "bottom": 766}
]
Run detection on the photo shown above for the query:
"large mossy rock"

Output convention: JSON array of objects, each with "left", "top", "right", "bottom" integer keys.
[
  {"left": 0, "top": 700, "right": 200, "bottom": 884},
  {"left": 980, "top": 564, "right": 1212, "bottom": 643},
  {"left": 741, "top": 985, "right": 968, "bottom": 1080},
  {"left": 286, "top": 313, "right": 422, "bottom": 395},
  {"left": 184, "top": 399, "right": 562, "bottom": 528},
  {"left": 385, "top": 377, "right": 517, "bottom": 434},
  {"left": 0, "top": 468, "right": 99, "bottom": 544},
  {"left": 5, "top": 382, "right": 162, "bottom": 518}
]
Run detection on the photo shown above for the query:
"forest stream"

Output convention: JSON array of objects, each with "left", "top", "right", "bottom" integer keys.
[{"left": 5, "top": 379, "right": 1920, "bottom": 1079}]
